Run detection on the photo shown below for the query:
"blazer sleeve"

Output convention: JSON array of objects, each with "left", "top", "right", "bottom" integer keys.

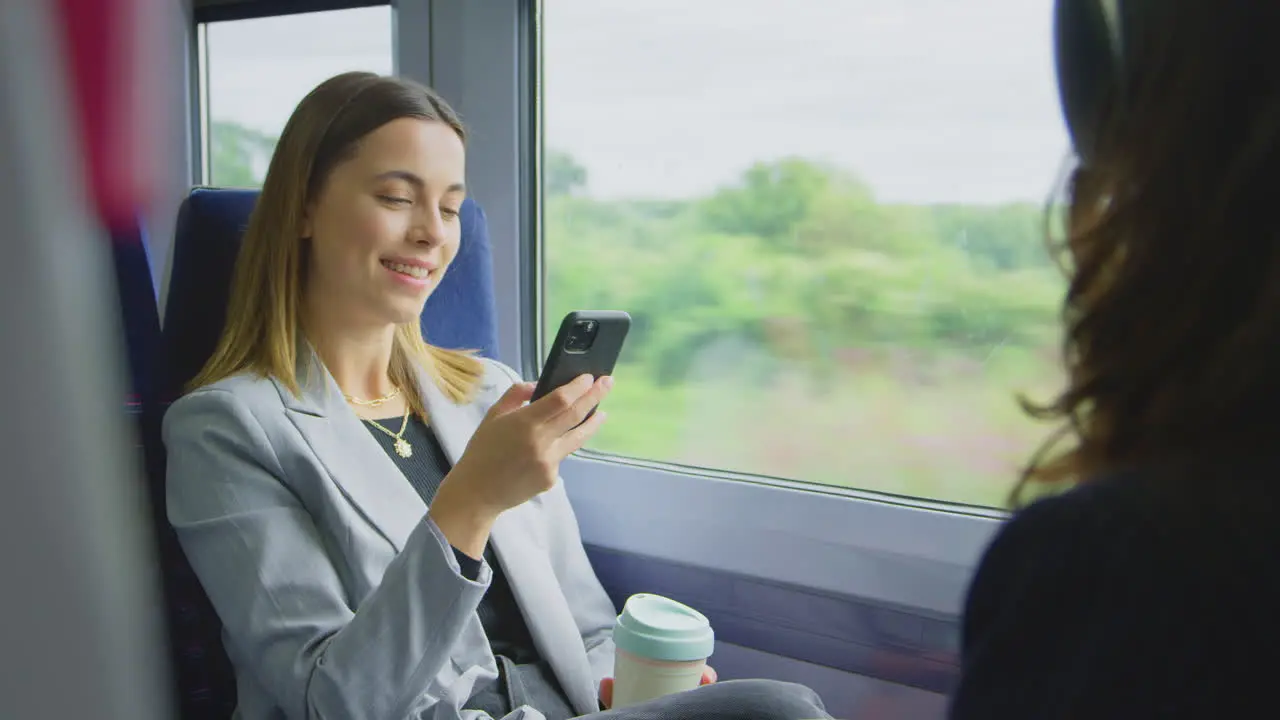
[
  {"left": 163, "top": 388, "right": 492, "bottom": 720},
  {"left": 948, "top": 488, "right": 1169, "bottom": 720},
  {"left": 488, "top": 360, "right": 619, "bottom": 684}
]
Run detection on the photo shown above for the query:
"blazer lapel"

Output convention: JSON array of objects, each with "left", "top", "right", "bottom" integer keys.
[
  {"left": 281, "top": 345, "right": 426, "bottom": 552},
  {"left": 489, "top": 511, "right": 600, "bottom": 714},
  {"left": 418, "top": 364, "right": 601, "bottom": 715}
]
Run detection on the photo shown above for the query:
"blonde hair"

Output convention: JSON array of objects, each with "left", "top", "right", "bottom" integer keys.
[{"left": 189, "top": 72, "right": 484, "bottom": 416}]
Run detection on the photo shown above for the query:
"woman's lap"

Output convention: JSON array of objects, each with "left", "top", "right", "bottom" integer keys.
[{"left": 580, "top": 679, "right": 830, "bottom": 720}]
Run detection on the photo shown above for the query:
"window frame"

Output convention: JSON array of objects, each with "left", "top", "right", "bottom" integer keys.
[
  {"left": 192, "top": 0, "right": 389, "bottom": 24},
  {"left": 193, "top": 1, "right": 395, "bottom": 188},
  {"left": 176, "top": 0, "right": 1014, "bottom": 696},
  {"left": 397, "top": 0, "right": 1005, "bottom": 645}
]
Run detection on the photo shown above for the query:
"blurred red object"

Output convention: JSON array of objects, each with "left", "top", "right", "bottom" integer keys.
[{"left": 52, "top": 0, "right": 165, "bottom": 232}]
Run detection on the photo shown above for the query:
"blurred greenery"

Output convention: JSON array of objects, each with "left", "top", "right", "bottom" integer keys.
[
  {"left": 209, "top": 120, "right": 276, "bottom": 188},
  {"left": 541, "top": 152, "right": 1065, "bottom": 508},
  {"left": 210, "top": 120, "right": 1064, "bottom": 508}
]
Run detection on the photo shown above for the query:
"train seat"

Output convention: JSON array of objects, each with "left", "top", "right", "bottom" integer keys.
[{"left": 156, "top": 187, "right": 501, "bottom": 717}]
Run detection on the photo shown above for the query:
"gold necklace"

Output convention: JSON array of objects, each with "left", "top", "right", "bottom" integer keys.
[
  {"left": 365, "top": 404, "right": 413, "bottom": 458},
  {"left": 344, "top": 386, "right": 401, "bottom": 408}
]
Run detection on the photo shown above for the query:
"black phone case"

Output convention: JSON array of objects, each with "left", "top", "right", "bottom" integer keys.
[{"left": 531, "top": 310, "right": 631, "bottom": 404}]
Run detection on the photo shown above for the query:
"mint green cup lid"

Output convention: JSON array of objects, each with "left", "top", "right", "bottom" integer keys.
[{"left": 613, "top": 594, "right": 715, "bottom": 662}]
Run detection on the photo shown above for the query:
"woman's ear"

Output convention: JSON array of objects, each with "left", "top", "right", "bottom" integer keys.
[{"left": 301, "top": 203, "right": 314, "bottom": 239}]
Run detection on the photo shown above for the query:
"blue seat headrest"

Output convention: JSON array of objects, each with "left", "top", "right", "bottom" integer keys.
[
  {"left": 162, "top": 188, "right": 500, "bottom": 399},
  {"left": 109, "top": 221, "right": 161, "bottom": 409},
  {"left": 111, "top": 219, "right": 241, "bottom": 717}
]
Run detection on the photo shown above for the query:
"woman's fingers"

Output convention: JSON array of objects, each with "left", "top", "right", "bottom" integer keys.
[
  {"left": 525, "top": 374, "right": 596, "bottom": 424},
  {"left": 546, "top": 375, "right": 613, "bottom": 436},
  {"left": 486, "top": 381, "right": 535, "bottom": 419},
  {"left": 552, "top": 408, "right": 607, "bottom": 457}
]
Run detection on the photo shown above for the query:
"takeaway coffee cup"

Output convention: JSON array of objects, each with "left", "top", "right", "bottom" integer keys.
[{"left": 611, "top": 593, "right": 715, "bottom": 709}]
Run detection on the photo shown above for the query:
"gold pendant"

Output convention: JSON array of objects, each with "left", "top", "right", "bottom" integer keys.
[{"left": 394, "top": 437, "right": 413, "bottom": 458}]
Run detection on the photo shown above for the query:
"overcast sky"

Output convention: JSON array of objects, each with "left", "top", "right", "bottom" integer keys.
[{"left": 207, "top": 0, "right": 1067, "bottom": 204}]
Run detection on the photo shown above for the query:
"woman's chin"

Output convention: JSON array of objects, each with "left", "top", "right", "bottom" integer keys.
[{"left": 382, "top": 298, "right": 431, "bottom": 328}]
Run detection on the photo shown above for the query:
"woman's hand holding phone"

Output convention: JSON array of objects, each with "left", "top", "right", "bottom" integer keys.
[{"left": 430, "top": 373, "right": 613, "bottom": 557}]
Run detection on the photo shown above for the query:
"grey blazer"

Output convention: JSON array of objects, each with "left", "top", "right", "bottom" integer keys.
[{"left": 163, "top": 349, "right": 619, "bottom": 720}]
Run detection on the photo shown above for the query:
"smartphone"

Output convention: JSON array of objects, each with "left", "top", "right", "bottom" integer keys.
[{"left": 530, "top": 311, "right": 631, "bottom": 417}]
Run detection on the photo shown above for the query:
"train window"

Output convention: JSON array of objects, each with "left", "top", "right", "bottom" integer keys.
[
  {"left": 199, "top": 6, "right": 393, "bottom": 187},
  {"left": 540, "top": 0, "right": 1067, "bottom": 506}
]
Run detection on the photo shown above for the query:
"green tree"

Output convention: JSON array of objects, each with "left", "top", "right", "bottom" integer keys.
[
  {"left": 545, "top": 149, "right": 588, "bottom": 197},
  {"left": 794, "top": 183, "right": 945, "bottom": 260},
  {"left": 699, "top": 157, "right": 831, "bottom": 241},
  {"left": 930, "top": 203, "right": 1049, "bottom": 271},
  {"left": 210, "top": 120, "right": 278, "bottom": 187}
]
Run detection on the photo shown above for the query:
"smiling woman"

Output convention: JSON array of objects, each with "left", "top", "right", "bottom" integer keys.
[
  {"left": 301, "top": 118, "right": 467, "bottom": 337},
  {"left": 363, "top": 167, "right": 466, "bottom": 290},
  {"left": 190, "top": 71, "right": 480, "bottom": 410},
  {"left": 162, "top": 70, "right": 830, "bottom": 720}
]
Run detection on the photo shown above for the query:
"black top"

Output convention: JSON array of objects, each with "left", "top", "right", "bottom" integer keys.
[
  {"left": 950, "top": 459, "right": 1280, "bottom": 719},
  {"left": 363, "top": 413, "right": 578, "bottom": 720}
]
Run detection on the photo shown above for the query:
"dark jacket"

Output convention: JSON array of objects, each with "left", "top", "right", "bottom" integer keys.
[{"left": 950, "top": 460, "right": 1280, "bottom": 719}]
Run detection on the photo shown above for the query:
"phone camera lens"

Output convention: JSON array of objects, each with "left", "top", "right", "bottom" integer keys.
[{"left": 565, "top": 319, "right": 599, "bottom": 352}]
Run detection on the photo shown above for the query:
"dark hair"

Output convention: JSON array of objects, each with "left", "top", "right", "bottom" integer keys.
[
  {"left": 1017, "top": 2, "right": 1280, "bottom": 502},
  {"left": 298, "top": 72, "right": 466, "bottom": 201}
]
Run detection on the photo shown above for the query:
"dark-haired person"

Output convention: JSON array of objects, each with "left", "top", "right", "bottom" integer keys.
[
  {"left": 163, "top": 72, "right": 829, "bottom": 720},
  {"left": 951, "top": 2, "right": 1280, "bottom": 717}
]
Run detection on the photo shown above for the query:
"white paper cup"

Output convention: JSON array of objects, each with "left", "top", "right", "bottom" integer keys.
[
  {"left": 612, "top": 648, "right": 707, "bottom": 709},
  {"left": 610, "top": 594, "right": 715, "bottom": 709}
]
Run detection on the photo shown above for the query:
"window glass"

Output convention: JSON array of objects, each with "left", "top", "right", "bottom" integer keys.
[
  {"left": 201, "top": 6, "right": 393, "bottom": 187},
  {"left": 541, "top": 0, "right": 1067, "bottom": 507}
]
